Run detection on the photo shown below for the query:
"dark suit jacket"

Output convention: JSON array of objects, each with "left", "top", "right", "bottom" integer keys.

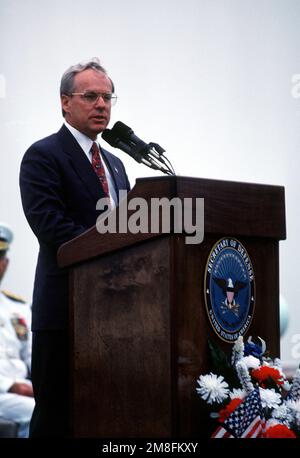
[{"left": 19, "top": 125, "right": 130, "bottom": 331}]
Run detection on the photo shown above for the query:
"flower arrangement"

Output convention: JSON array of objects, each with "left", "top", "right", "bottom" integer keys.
[{"left": 196, "top": 336, "right": 300, "bottom": 438}]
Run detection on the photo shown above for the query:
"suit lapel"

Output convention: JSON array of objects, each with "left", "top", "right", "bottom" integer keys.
[{"left": 56, "top": 125, "right": 107, "bottom": 202}]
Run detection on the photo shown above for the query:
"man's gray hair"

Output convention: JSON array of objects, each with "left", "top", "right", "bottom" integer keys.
[{"left": 60, "top": 57, "right": 114, "bottom": 116}]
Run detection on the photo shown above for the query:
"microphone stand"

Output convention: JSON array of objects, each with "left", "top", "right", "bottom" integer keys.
[{"left": 130, "top": 142, "right": 175, "bottom": 176}]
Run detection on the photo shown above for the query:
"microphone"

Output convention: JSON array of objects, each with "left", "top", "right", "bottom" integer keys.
[
  {"left": 102, "top": 123, "right": 146, "bottom": 161},
  {"left": 110, "top": 121, "right": 147, "bottom": 150},
  {"left": 112, "top": 122, "right": 167, "bottom": 162},
  {"left": 102, "top": 124, "right": 157, "bottom": 170},
  {"left": 102, "top": 121, "right": 175, "bottom": 175},
  {"left": 101, "top": 128, "right": 132, "bottom": 156}
]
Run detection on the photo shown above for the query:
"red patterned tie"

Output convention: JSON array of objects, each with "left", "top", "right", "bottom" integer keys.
[{"left": 91, "top": 142, "right": 109, "bottom": 197}]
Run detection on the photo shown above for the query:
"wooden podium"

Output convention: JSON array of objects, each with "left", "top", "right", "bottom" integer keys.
[{"left": 57, "top": 176, "right": 286, "bottom": 438}]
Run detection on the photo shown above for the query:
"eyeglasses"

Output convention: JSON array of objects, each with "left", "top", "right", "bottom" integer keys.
[{"left": 70, "top": 91, "right": 117, "bottom": 106}]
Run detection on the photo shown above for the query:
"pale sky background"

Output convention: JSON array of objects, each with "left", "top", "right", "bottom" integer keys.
[{"left": 0, "top": 0, "right": 299, "bottom": 361}]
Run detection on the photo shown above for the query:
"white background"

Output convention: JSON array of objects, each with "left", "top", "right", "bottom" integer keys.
[{"left": 0, "top": 0, "right": 299, "bottom": 361}]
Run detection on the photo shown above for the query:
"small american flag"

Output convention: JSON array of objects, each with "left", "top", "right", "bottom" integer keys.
[{"left": 212, "top": 388, "right": 264, "bottom": 438}]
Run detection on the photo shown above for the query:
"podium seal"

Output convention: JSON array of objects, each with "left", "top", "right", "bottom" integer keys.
[{"left": 204, "top": 238, "right": 255, "bottom": 343}]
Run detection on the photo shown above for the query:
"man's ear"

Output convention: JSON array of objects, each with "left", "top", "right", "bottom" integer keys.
[{"left": 61, "top": 95, "right": 70, "bottom": 117}]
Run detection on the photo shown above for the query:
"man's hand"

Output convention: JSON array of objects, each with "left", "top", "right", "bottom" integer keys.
[{"left": 8, "top": 382, "right": 34, "bottom": 397}]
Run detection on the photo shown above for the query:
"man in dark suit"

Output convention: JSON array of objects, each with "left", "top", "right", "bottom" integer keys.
[{"left": 19, "top": 58, "right": 130, "bottom": 437}]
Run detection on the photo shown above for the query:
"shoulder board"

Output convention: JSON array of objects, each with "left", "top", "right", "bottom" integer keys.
[{"left": 1, "top": 290, "right": 27, "bottom": 304}]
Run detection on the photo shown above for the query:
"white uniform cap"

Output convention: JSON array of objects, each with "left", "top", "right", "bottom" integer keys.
[{"left": 0, "top": 223, "right": 13, "bottom": 252}]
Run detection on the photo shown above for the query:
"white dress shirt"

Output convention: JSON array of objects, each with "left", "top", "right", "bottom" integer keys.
[{"left": 64, "top": 121, "right": 117, "bottom": 208}]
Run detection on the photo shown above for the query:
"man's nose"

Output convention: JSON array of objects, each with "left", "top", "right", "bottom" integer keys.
[{"left": 95, "top": 95, "right": 106, "bottom": 109}]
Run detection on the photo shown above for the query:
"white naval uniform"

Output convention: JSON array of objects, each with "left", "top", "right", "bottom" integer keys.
[{"left": 0, "top": 290, "right": 34, "bottom": 438}]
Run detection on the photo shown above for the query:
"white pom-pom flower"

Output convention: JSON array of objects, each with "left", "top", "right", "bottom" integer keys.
[
  {"left": 285, "top": 400, "right": 300, "bottom": 427},
  {"left": 271, "top": 404, "right": 293, "bottom": 426},
  {"left": 259, "top": 388, "right": 281, "bottom": 409},
  {"left": 285, "top": 399, "right": 300, "bottom": 413},
  {"left": 240, "top": 355, "right": 261, "bottom": 369},
  {"left": 196, "top": 373, "right": 229, "bottom": 404}
]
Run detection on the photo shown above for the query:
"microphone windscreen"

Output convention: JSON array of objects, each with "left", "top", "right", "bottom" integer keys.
[
  {"left": 101, "top": 129, "right": 118, "bottom": 147},
  {"left": 112, "top": 121, "right": 133, "bottom": 140}
]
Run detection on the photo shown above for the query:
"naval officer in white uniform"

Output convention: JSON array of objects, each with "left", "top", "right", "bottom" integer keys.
[{"left": 0, "top": 223, "right": 34, "bottom": 438}]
